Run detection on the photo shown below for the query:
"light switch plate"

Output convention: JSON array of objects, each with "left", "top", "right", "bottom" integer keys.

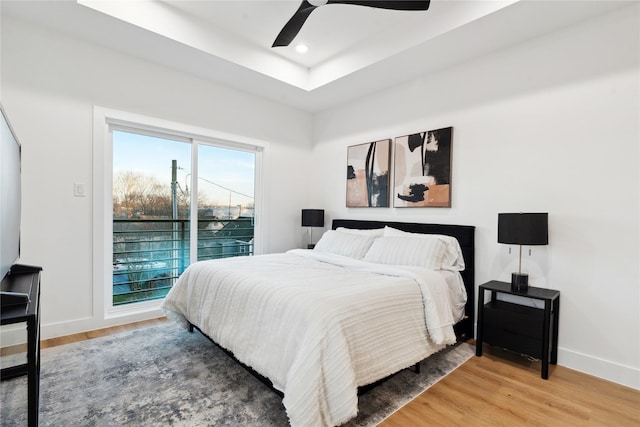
[{"left": 74, "top": 182, "right": 86, "bottom": 197}]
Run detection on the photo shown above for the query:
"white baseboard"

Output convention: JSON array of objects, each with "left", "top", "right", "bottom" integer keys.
[
  {"left": 0, "top": 323, "right": 28, "bottom": 348},
  {"left": 558, "top": 347, "right": 640, "bottom": 390}
]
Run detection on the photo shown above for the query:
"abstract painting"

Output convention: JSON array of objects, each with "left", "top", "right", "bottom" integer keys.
[
  {"left": 346, "top": 139, "right": 391, "bottom": 207},
  {"left": 394, "top": 127, "right": 452, "bottom": 208}
]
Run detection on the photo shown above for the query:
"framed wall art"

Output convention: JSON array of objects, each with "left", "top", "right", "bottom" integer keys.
[
  {"left": 346, "top": 139, "right": 391, "bottom": 207},
  {"left": 393, "top": 127, "right": 453, "bottom": 208}
]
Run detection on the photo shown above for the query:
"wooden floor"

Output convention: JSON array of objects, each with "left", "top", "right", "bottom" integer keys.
[
  {"left": 39, "top": 317, "right": 169, "bottom": 350},
  {"left": 381, "top": 344, "right": 640, "bottom": 426},
  {"left": 3, "top": 319, "right": 640, "bottom": 426}
]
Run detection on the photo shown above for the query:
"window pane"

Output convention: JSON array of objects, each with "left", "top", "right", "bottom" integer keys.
[
  {"left": 196, "top": 144, "right": 255, "bottom": 261},
  {"left": 112, "top": 130, "right": 191, "bottom": 306}
]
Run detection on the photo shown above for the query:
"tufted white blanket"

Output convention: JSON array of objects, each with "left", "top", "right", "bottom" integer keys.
[{"left": 162, "top": 250, "right": 466, "bottom": 427}]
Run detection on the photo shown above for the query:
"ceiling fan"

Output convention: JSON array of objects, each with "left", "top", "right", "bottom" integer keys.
[{"left": 272, "top": 0, "right": 431, "bottom": 47}]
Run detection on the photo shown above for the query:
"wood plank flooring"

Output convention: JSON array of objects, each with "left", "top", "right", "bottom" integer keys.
[
  {"left": 3, "top": 319, "right": 639, "bottom": 425},
  {"left": 380, "top": 344, "right": 640, "bottom": 426},
  {"left": 39, "top": 317, "right": 169, "bottom": 349}
]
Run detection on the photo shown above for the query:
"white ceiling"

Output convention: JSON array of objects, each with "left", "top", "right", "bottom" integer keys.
[
  {"left": 2, "top": 0, "right": 630, "bottom": 112},
  {"left": 159, "top": 0, "right": 516, "bottom": 69}
]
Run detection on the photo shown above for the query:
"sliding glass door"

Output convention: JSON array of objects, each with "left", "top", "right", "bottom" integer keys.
[{"left": 111, "top": 129, "right": 256, "bottom": 307}]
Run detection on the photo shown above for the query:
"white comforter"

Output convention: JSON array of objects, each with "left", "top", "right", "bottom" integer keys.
[{"left": 162, "top": 250, "right": 466, "bottom": 427}]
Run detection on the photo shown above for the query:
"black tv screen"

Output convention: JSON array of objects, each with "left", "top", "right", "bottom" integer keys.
[{"left": 1, "top": 105, "right": 21, "bottom": 280}]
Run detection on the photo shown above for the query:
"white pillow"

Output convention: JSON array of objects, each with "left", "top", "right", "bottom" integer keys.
[
  {"left": 336, "top": 227, "right": 384, "bottom": 237},
  {"left": 381, "top": 226, "right": 465, "bottom": 271},
  {"left": 363, "top": 236, "right": 453, "bottom": 270},
  {"left": 314, "top": 230, "right": 377, "bottom": 259}
]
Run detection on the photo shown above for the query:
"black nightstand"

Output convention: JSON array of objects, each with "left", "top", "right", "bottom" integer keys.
[{"left": 476, "top": 280, "right": 560, "bottom": 379}]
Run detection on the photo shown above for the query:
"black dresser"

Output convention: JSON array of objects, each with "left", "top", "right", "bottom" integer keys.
[{"left": 1, "top": 264, "right": 42, "bottom": 426}]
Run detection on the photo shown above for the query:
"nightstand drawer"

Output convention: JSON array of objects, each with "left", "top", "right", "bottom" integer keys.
[
  {"left": 483, "top": 300, "right": 544, "bottom": 358},
  {"left": 483, "top": 327, "right": 543, "bottom": 358}
]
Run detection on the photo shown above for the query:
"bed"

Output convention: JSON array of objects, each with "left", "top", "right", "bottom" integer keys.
[{"left": 162, "top": 219, "right": 475, "bottom": 427}]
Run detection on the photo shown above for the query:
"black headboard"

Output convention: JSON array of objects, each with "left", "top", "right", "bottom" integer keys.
[{"left": 332, "top": 219, "right": 475, "bottom": 340}]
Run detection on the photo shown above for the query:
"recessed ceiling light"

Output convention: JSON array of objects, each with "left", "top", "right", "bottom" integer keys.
[{"left": 295, "top": 44, "right": 309, "bottom": 54}]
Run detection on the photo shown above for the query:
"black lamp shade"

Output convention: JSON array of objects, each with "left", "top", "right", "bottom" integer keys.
[
  {"left": 498, "top": 213, "right": 548, "bottom": 245},
  {"left": 301, "top": 209, "right": 324, "bottom": 227}
]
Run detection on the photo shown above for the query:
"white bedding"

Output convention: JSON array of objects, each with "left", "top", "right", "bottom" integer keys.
[{"left": 162, "top": 249, "right": 466, "bottom": 427}]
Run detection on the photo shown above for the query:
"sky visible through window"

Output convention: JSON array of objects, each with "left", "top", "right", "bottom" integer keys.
[{"left": 113, "top": 130, "right": 255, "bottom": 207}]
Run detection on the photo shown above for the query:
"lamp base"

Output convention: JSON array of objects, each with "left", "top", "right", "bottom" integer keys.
[{"left": 511, "top": 273, "right": 529, "bottom": 293}]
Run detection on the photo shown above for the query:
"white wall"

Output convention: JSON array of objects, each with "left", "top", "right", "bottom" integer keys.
[
  {"left": 312, "top": 5, "right": 640, "bottom": 389},
  {"left": 1, "top": 16, "right": 313, "bottom": 339}
]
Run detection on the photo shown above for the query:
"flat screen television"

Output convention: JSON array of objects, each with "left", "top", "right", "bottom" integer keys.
[{"left": 1, "top": 104, "right": 22, "bottom": 282}]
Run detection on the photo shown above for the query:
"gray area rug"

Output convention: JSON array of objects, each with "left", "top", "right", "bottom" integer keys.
[{"left": 1, "top": 323, "right": 474, "bottom": 426}]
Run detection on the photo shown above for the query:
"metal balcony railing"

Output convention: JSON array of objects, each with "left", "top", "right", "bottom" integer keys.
[{"left": 112, "top": 218, "right": 254, "bottom": 306}]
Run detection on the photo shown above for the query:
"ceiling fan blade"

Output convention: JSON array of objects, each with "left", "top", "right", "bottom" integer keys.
[
  {"left": 327, "top": 0, "right": 430, "bottom": 11},
  {"left": 272, "top": 0, "right": 319, "bottom": 47}
]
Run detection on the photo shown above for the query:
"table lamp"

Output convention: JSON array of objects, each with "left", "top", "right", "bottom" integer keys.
[
  {"left": 498, "top": 212, "right": 548, "bottom": 292},
  {"left": 301, "top": 209, "right": 324, "bottom": 249}
]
